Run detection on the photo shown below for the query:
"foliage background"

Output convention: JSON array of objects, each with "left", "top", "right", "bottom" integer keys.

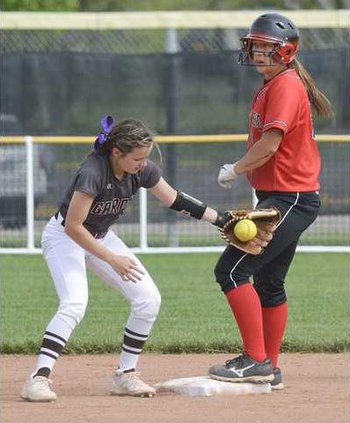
[{"left": 2, "top": 0, "right": 349, "bottom": 11}]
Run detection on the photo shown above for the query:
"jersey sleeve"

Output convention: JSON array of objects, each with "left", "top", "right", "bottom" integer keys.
[
  {"left": 74, "top": 166, "right": 103, "bottom": 198},
  {"left": 263, "top": 76, "right": 303, "bottom": 134},
  {"left": 140, "top": 160, "right": 162, "bottom": 188}
]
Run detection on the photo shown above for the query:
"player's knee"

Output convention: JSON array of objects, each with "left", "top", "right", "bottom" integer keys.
[
  {"left": 58, "top": 301, "right": 88, "bottom": 327},
  {"left": 132, "top": 291, "right": 161, "bottom": 323},
  {"left": 255, "top": 286, "right": 286, "bottom": 307},
  {"left": 214, "top": 262, "right": 247, "bottom": 293}
]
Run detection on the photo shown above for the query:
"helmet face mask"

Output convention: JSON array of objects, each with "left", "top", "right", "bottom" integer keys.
[
  {"left": 239, "top": 39, "right": 282, "bottom": 66},
  {"left": 238, "top": 13, "right": 299, "bottom": 66}
]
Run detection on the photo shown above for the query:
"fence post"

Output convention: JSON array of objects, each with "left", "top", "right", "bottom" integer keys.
[
  {"left": 139, "top": 188, "right": 148, "bottom": 251},
  {"left": 25, "top": 136, "right": 35, "bottom": 251},
  {"left": 165, "top": 28, "right": 180, "bottom": 246}
]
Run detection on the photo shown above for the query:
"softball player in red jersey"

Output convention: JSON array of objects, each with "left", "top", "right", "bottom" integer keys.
[
  {"left": 21, "top": 117, "right": 248, "bottom": 402},
  {"left": 209, "top": 13, "right": 333, "bottom": 388}
]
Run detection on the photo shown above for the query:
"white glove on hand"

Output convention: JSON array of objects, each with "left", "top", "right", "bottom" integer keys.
[{"left": 218, "top": 163, "right": 238, "bottom": 189}]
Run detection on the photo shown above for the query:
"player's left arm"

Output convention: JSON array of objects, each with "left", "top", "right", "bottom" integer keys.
[
  {"left": 149, "top": 177, "right": 271, "bottom": 250},
  {"left": 148, "top": 177, "right": 218, "bottom": 224},
  {"left": 234, "top": 128, "right": 283, "bottom": 175}
]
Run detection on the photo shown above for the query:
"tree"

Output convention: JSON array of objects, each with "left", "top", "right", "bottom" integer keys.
[
  {"left": 1, "top": 0, "right": 344, "bottom": 11},
  {"left": 2, "top": 0, "right": 78, "bottom": 11}
]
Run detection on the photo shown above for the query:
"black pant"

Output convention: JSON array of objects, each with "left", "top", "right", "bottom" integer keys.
[{"left": 214, "top": 191, "right": 321, "bottom": 307}]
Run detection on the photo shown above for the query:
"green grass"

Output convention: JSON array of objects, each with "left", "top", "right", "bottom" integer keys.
[
  {"left": 1, "top": 253, "right": 349, "bottom": 354},
  {"left": 2, "top": 232, "right": 349, "bottom": 249}
]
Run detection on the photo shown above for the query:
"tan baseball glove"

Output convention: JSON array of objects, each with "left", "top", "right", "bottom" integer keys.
[{"left": 220, "top": 207, "right": 281, "bottom": 255}]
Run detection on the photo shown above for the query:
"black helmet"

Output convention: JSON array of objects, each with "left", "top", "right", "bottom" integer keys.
[{"left": 239, "top": 13, "right": 299, "bottom": 66}]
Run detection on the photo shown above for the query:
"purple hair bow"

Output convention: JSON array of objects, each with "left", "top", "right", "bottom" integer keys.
[{"left": 94, "top": 115, "right": 115, "bottom": 155}]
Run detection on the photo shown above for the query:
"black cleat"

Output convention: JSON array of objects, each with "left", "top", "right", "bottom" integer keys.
[
  {"left": 208, "top": 352, "right": 274, "bottom": 383},
  {"left": 271, "top": 367, "right": 284, "bottom": 390}
]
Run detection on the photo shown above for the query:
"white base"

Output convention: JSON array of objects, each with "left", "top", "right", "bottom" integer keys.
[{"left": 155, "top": 376, "right": 271, "bottom": 397}]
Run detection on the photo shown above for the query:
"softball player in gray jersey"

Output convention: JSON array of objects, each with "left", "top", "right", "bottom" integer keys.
[{"left": 22, "top": 116, "right": 262, "bottom": 402}]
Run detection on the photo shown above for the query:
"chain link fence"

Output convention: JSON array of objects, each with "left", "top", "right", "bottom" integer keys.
[
  {"left": 1, "top": 19, "right": 349, "bottom": 251},
  {"left": 1, "top": 27, "right": 348, "bottom": 53},
  {"left": 1, "top": 27, "right": 349, "bottom": 136}
]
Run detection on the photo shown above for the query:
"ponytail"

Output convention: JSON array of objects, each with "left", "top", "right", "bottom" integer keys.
[{"left": 291, "top": 59, "right": 334, "bottom": 118}]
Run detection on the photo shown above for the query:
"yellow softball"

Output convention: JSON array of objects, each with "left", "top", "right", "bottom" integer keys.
[{"left": 233, "top": 219, "right": 258, "bottom": 242}]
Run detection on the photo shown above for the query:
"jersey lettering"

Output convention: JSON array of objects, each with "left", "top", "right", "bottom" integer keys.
[
  {"left": 251, "top": 111, "right": 263, "bottom": 130},
  {"left": 91, "top": 197, "right": 130, "bottom": 216}
]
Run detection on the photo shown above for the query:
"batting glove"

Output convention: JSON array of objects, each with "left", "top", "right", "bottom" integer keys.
[{"left": 218, "top": 163, "right": 238, "bottom": 189}]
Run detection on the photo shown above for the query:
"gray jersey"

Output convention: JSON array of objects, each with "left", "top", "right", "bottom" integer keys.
[{"left": 57, "top": 152, "right": 162, "bottom": 237}]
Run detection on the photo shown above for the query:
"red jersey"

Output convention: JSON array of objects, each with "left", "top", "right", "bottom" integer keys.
[{"left": 247, "top": 68, "right": 321, "bottom": 192}]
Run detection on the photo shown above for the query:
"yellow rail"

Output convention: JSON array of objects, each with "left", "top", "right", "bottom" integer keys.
[
  {"left": 1, "top": 134, "right": 350, "bottom": 144},
  {"left": 2, "top": 10, "right": 349, "bottom": 30}
]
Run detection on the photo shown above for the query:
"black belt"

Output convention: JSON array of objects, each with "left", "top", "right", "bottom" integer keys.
[
  {"left": 256, "top": 190, "right": 319, "bottom": 197},
  {"left": 93, "top": 230, "right": 108, "bottom": 239},
  {"left": 54, "top": 211, "right": 65, "bottom": 226},
  {"left": 54, "top": 211, "right": 107, "bottom": 239}
]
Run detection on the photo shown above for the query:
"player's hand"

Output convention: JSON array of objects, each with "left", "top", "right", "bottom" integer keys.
[
  {"left": 218, "top": 163, "right": 238, "bottom": 189},
  {"left": 109, "top": 255, "right": 145, "bottom": 283}
]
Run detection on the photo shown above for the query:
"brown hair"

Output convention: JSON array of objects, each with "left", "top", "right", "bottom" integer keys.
[
  {"left": 291, "top": 59, "right": 334, "bottom": 118},
  {"left": 104, "top": 119, "right": 153, "bottom": 154},
  {"left": 99, "top": 118, "right": 162, "bottom": 163}
]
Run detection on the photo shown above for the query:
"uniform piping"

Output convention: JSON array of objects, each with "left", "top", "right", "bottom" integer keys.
[{"left": 228, "top": 192, "right": 300, "bottom": 288}]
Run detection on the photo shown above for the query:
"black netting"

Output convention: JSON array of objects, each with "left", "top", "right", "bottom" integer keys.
[
  {"left": 1, "top": 28, "right": 349, "bottom": 248},
  {"left": 1, "top": 28, "right": 348, "bottom": 54},
  {"left": 1, "top": 49, "right": 349, "bottom": 135}
]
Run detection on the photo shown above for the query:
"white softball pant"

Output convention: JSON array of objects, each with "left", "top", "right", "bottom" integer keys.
[{"left": 41, "top": 216, "right": 161, "bottom": 343}]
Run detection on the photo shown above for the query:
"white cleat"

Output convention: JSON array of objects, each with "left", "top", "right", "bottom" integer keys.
[
  {"left": 21, "top": 375, "right": 57, "bottom": 402},
  {"left": 111, "top": 370, "right": 156, "bottom": 398}
]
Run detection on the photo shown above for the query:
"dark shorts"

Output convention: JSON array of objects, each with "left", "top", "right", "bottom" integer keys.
[{"left": 214, "top": 191, "right": 321, "bottom": 306}]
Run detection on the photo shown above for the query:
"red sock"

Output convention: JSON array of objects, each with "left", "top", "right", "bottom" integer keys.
[
  {"left": 226, "top": 283, "right": 266, "bottom": 362},
  {"left": 262, "top": 302, "right": 288, "bottom": 368}
]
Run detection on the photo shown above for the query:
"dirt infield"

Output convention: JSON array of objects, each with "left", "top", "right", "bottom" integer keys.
[{"left": 1, "top": 353, "right": 348, "bottom": 423}]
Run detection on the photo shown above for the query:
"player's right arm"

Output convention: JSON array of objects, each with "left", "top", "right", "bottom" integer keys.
[
  {"left": 218, "top": 128, "right": 283, "bottom": 188},
  {"left": 64, "top": 191, "right": 144, "bottom": 282},
  {"left": 148, "top": 177, "right": 222, "bottom": 226},
  {"left": 234, "top": 128, "right": 283, "bottom": 174}
]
